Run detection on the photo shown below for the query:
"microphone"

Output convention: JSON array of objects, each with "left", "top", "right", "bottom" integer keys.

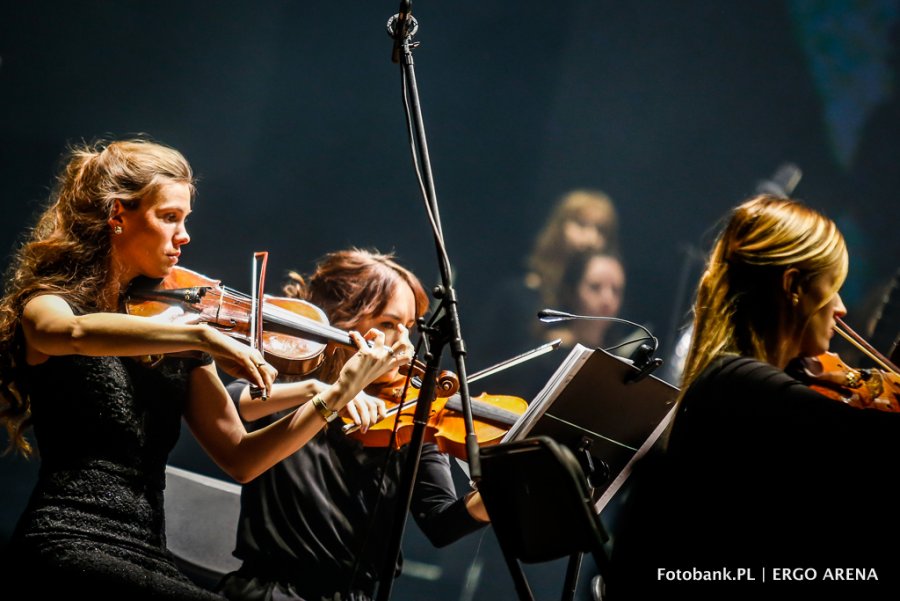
[
  {"left": 536, "top": 308, "right": 576, "bottom": 323},
  {"left": 537, "top": 308, "right": 663, "bottom": 383},
  {"left": 388, "top": 0, "right": 416, "bottom": 63}
]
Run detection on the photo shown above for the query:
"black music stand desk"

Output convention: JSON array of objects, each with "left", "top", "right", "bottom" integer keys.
[{"left": 503, "top": 344, "right": 678, "bottom": 513}]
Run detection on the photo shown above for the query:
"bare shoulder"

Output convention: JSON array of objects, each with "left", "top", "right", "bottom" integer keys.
[
  {"left": 22, "top": 294, "right": 76, "bottom": 321},
  {"left": 21, "top": 294, "right": 76, "bottom": 365}
]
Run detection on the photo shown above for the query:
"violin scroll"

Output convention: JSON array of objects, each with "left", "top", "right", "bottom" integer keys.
[
  {"left": 371, "top": 358, "right": 460, "bottom": 402},
  {"left": 402, "top": 358, "right": 460, "bottom": 396}
]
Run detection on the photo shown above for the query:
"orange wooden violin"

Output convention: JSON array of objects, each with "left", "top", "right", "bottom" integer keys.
[
  {"left": 340, "top": 341, "right": 564, "bottom": 460},
  {"left": 344, "top": 384, "right": 528, "bottom": 461},
  {"left": 791, "top": 318, "right": 900, "bottom": 412}
]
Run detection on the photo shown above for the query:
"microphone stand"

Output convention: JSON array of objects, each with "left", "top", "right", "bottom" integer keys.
[{"left": 376, "top": 3, "right": 480, "bottom": 599}]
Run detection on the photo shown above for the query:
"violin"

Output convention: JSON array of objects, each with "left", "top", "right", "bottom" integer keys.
[
  {"left": 791, "top": 318, "right": 900, "bottom": 412},
  {"left": 792, "top": 352, "right": 900, "bottom": 411},
  {"left": 343, "top": 351, "right": 540, "bottom": 460},
  {"left": 123, "top": 265, "right": 360, "bottom": 376},
  {"left": 344, "top": 383, "right": 528, "bottom": 461}
]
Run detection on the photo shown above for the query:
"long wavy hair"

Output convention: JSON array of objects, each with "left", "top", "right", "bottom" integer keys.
[
  {"left": 282, "top": 249, "right": 429, "bottom": 383},
  {"left": 680, "top": 195, "right": 847, "bottom": 396},
  {"left": 527, "top": 189, "right": 619, "bottom": 307},
  {"left": 0, "top": 138, "right": 195, "bottom": 455}
]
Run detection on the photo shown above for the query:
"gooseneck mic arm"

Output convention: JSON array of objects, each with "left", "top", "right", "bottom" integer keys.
[
  {"left": 537, "top": 308, "right": 658, "bottom": 347},
  {"left": 537, "top": 308, "right": 663, "bottom": 383}
]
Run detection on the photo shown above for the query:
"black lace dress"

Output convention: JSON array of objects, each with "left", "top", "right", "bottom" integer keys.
[{"left": 6, "top": 353, "right": 224, "bottom": 600}]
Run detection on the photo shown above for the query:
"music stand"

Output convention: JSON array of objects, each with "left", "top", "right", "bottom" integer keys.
[
  {"left": 503, "top": 344, "right": 679, "bottom": 513},
  {"left": 478, "top": 436, "right": 611, "bottom": 601}
]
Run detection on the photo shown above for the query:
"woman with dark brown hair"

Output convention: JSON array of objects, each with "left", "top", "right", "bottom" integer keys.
[
  {"left": 0, "top": 140, "right": 404, "bottom": 600},
  {"left": 219, "top": 248, "right": 489, "bottom": 601}
]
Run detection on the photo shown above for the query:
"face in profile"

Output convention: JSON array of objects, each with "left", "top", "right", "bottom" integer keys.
[
  {"left": 111, "top": 181, "right": 192, "bottom": 283},
  {"left": 795, "top": 269, "right": 846, "bottom": 359}
]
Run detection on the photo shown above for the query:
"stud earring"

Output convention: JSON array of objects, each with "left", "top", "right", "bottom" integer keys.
[
  {"left": 113, "top": 226, "right": 123, "bottom": 235},
  {"left": 791, "top": 294, "right": 799, "bottom": 307}
]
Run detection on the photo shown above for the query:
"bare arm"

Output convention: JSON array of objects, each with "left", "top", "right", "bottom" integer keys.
[
  {"left": 237, "top": 378, "right": 388, "bottom": 433},
  {"left": 236, "top": 379, "right": 326, "bottom": 421},
  {"left": 21, "top": 294, "right": 272, "bottom": 391},
  {"left": 23, "top": 295, "right": 213, "bottom": 360},
  {"left": 185, "top": 330, "right": 404, "bottom": 482},
  {"left": 184, "top": 363, "right": 343, "bottom": 482},
  {"left": 21, "top": 295, "right": 410, "bottom": 482},
  {"left": 465, "top": 491, "right": 490, "bottom": 523}
]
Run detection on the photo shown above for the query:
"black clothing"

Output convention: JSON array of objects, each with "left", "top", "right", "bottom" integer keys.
[
  {"left": 219, "top": 380, "right": 484, "bottom": 601},
  {"left": 609, "top": 355, "right": 900, "bottom": 599},
  {"left": 6, "top": 353, "right": 222, "bottom": 600}
]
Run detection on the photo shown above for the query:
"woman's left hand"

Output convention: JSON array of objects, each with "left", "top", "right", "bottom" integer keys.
[{"left": 339, "top": 391, "right": 388, "bottom": 433}]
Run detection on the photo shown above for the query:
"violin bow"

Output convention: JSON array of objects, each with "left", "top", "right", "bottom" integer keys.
[
  {"left": 249, "top": 251, "right": 269, "bottom": 400},
  {"left": 467, "top": 338, "right": 563, "bottom": 383},
  {"left": 835, "top": 316, "right": 900, "bottom": 375}
]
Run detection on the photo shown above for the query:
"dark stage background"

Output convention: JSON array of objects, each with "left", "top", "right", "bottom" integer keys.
[{"left": 2, "top": 1, "right": 899, "bottom": 599}]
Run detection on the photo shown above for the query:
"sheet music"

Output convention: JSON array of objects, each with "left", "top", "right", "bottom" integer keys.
[{"left": 502, "top": 344, "right": 594, "bottom": 443}]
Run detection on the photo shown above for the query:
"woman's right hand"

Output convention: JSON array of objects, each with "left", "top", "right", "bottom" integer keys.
[
  {"left": 331, "top": 327, "right": 412, "bottom": 411},
  {"left": 203, "top": 326, "right": 278, "bottom": 395}
]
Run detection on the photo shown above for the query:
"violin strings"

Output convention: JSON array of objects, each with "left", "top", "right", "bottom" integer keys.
[
  {"left": 263, "top": 306, "right": 351, "bottom": 344},
  {"left": 443, "top": 396, "right": 520, "bottom": 427},
  {"left": 343, "top": 396, "right": 520, "bottom": 435},
  {"left": 341, "top": 400, "right": 419, "bottom": 435},
  {"left": 211, "top": 287, "right": 355, "bottom": 347}
]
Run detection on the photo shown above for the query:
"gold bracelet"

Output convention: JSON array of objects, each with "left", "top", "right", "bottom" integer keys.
[{"left": 311, "top": 394, "right": 339, "bottom": 423}]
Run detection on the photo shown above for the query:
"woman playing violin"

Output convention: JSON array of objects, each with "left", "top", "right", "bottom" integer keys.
[
  {"left": 609, "top": 195, "right": 900, "bottom": 599},
  {"left": 219, "top": 249, "right": 489, "bottom": 601},
  {"left": 0, "top": 139, "right": 403, "bottom": 600}
]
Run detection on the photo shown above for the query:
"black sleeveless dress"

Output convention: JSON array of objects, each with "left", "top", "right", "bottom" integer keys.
[{"left": 5, "top": 353, "right": 224, "bottom": 600}]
